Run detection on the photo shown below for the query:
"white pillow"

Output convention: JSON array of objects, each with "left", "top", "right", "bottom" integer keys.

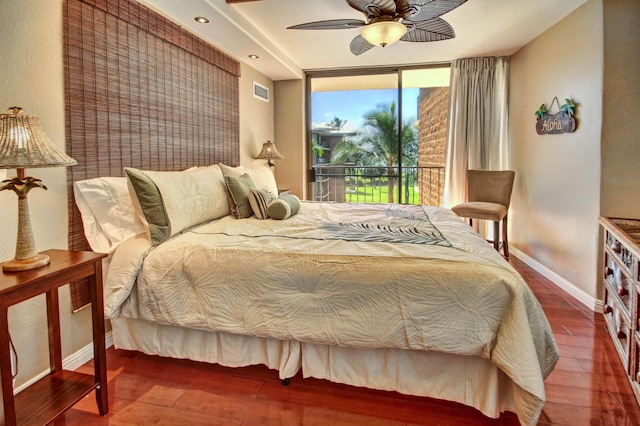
[
  {"left": 125, "top": 165, "right": 230, "bottom": 245},
  {"left": 219, "top": 163, "right": 278, "bottom": 197},
  {"left": 74, "top": 177, "right": 145, "bottom": 253}
]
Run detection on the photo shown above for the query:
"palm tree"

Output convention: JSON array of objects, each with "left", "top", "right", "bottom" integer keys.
[
  {"left": 332, "top": 102, "right": 416, "bottom": 203},
  {"left": 1, "top": 175, "right": 47, "bottom": 260},
  {"left": 0, "top": 176, "right": 47, "bottom": 197},
  {"left": 329, "top": 116, "right": 347, "bottom": 131}
]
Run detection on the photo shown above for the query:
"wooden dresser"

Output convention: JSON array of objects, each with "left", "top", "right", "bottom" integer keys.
[{"left": 600, "top": 217, "right": 640, "bottom": 405}]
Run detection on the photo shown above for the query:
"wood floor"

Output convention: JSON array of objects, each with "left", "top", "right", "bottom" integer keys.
[{"left": 57, "top": 257, "right": 640, "bottom": 425}]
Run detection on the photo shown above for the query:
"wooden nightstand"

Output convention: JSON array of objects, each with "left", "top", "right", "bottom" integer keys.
[{"left": 0, "top": 249, "right": 108, "bottom": 425}]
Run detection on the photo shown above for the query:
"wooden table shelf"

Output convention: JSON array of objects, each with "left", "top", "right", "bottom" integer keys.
[
  {"left": 15, "top": 370, "right": 96, "bottom": 425},
  {"left": 0, "top": 250, "right": 108, "bottom": 426}
]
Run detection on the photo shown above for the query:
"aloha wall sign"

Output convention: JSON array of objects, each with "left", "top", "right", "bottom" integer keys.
[{"left": 535, "top": 97, "right": 577, "bottom": 135}]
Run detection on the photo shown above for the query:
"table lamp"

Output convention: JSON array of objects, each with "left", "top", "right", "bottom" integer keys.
[
  {"left": 0, "top": 107, "right": 77, "bottom": 272},
  {"left": 255, "top": 140, "right": 284, "bottom": 167}
]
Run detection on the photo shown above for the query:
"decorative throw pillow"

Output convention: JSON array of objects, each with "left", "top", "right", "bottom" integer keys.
[
  {"left": 219, "top": 162, "right": 278, "bottom": 197},
  {"left": 224, "top": 173, "right": 257, "bottom": 218},
  {"left": 125, "top": 167, "right": 171, "bottom": 245},
  {"left": 268, "top": 194, "right": 301, "bottom": 220},
  {"left": 248, "top": 188, "right": 276, "bottom": 219},
  {"left": 125, "top": 165, "right": 229, "bottom": 246}
]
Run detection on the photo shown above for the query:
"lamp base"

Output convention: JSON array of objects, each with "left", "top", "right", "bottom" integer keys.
[{"left": 2, "top": 254, "right": 50, "bottom": 272}]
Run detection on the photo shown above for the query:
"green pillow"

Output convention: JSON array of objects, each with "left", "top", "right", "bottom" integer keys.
[
  {"left": 224, "top": 173, "right": 256, "bottom": 218},
  {"left": 124, "top": 167, "right": 170, "bottom": 246},
  {"left": 268, "top": 195, "right": 300, "bottom": 220}
]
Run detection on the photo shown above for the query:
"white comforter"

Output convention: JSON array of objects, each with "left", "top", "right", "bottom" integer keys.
[{"left": 104, "top": 202, "right": 558, "bottom": 424}]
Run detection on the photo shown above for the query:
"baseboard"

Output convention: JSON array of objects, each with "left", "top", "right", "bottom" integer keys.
[
  {"left": 511, "top": 247, "right": 603, "bottom": 313},
  {"left": 14, "top": 331, "right": 113, "bottom": 394}
]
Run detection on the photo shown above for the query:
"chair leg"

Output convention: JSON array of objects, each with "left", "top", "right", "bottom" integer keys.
[
  {"left": 493, "top": 221, "right": 500, "bottom": 252},
  {"left": 502, "top": 215, "right": 509, "bottom": 259}
]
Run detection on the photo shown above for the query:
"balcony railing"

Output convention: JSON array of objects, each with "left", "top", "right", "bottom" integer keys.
[{"left": 311, "top": 165, "right": 445, "bottom": 206}]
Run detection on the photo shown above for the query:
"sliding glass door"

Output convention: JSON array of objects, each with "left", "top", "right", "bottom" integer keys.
[{"left": 307, "top": 66, "right": 450, "bottom": 206}]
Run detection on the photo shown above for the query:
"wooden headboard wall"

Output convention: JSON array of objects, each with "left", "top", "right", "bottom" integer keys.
[{"left": 63, "top": 0, "right": 241, "bottom": 310}]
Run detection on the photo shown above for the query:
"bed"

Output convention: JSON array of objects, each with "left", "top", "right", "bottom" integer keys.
[{"left": 74, "top": 163, "right": 558, "bottom": 426}]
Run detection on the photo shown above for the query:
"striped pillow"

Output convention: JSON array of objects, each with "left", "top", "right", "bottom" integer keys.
[{"left": 248, "top": 188, "right": 275, "bottom": 219}]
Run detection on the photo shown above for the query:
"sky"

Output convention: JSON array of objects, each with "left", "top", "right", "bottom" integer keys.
[{"left": 312, "top": 88, "right": 420, "bottom": 133}]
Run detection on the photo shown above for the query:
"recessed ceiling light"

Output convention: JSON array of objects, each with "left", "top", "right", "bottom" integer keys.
[
  {"left": 194, "top": 16, "right": 209, "bottom": 24},
  {"left": 248, "top": 54, "right": 259, "bottom": 59}
]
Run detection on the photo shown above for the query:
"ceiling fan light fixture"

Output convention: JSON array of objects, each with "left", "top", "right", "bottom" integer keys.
[{"left": 361, "top": 20, "right": 407, "bottom": 47}]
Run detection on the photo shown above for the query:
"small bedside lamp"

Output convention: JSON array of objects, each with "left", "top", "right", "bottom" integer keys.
[
  {"left": 0, "top": 107, "right": 77, "bottom": 272},
  {"left": 255, "top": 140, "right": 284, "bottom": 167}
]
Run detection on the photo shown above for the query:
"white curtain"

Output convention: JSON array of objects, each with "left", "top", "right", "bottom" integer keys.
[{"left": 444, "top": 57, "right": 510, "bottom": 208}]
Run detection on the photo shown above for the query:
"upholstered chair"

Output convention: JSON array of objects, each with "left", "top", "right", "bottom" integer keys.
[{"left": 451, "top": 170, "right": 515, "bottom": 258}]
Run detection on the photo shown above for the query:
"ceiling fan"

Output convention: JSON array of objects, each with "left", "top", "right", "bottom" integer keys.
[{"left": 286, "top": 0, "right": 467, "bottom": 56}]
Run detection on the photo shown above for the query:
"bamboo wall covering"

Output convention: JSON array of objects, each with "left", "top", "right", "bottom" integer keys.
[{"left": 64, "top": 0, "right": 241, "bottom": 310}]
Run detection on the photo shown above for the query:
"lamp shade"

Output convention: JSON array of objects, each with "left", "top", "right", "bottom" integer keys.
[
  {"left": 0, "top": 107, "right": 77, "bottom": 272},
  {"left": 255, "top": 141, "right": 284, "bottom": 166},
  {"left": 0, "top": 107, "right": 77, "bottom": 169},
  {"left": 361, "top": 20, "right": 407, "bottom": 47}
]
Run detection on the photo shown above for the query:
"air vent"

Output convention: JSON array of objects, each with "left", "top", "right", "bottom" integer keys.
[{"left": 253, "top": 81, "right": 269, "bottom": 102}]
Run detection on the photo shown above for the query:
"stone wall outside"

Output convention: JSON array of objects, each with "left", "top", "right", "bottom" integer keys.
[{"left": 417, "top": 87, "right": 449, "bottom": 206}]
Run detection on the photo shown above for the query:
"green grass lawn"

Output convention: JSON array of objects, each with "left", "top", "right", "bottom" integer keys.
[{"left": 344, "top": 182, "right": 420, "bottom": 204}]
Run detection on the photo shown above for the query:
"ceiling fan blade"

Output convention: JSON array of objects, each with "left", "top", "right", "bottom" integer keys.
[
  {"left": 403, "top": 0, "right": 467, "bottom": 22},
  {"left": 350, "top": 35, "right": 376, "bottom": 55},
  {"left": 401, "top": 17, "right": 455, "bottom": 41},
  {"left": 346, "top": 0, "right": 397, "bottom": 17},
  {"left": 287, "top": 19, "right": 366, "bottom": 30},
  {"left": 394, "top": 0, "right": 414, "bottom": 18}
]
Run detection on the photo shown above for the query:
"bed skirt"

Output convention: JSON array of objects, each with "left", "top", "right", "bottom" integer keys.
[
  {"left": 110, "top": 318, "right": 302, "bottom": 378},
  {"left": 110, "top": 318, "right": 518, "bottom": 421}
]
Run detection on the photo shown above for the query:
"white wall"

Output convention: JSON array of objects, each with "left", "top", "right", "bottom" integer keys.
[
  {"left": 0, "top": 0, "right": 95, "bottom": 387},
  {"left": 0, "top": 0, "right": 276, "bottom": 387},
  {"left": 509, "top": 0, "right": 603, "bottom": 299},
  {"left": 274, "top": 79, "right": 306, "bottom": 198},
  {"left": 600, "top": 0, "right": 640, "bottom": 218},
  {"left": 239, "top": 63, "right": 275, "bottom": 166}
]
